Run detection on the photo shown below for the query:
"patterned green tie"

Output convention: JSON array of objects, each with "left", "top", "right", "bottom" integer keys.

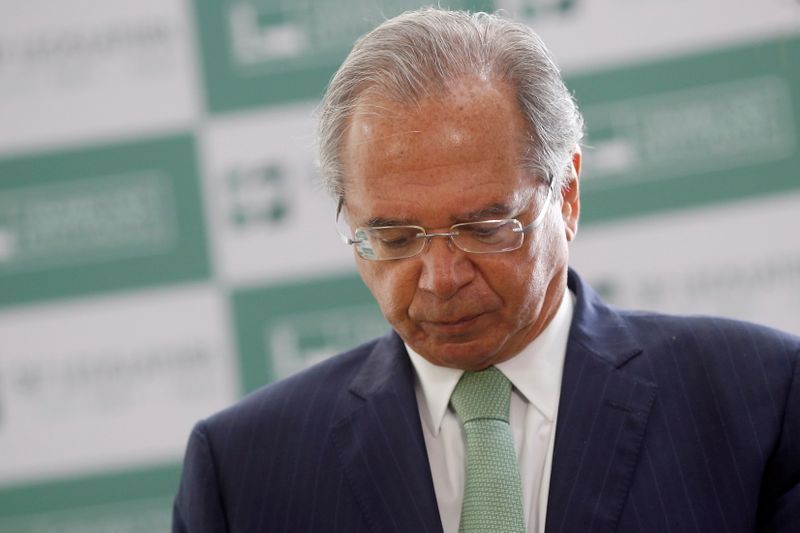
[{"left": 450, "top": 366, "right": 526, "bottom": 533}]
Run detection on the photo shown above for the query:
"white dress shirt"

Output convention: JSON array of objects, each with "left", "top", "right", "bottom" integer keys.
[{"left": 407, "top": 289, "right": 574, "bottom": 533}]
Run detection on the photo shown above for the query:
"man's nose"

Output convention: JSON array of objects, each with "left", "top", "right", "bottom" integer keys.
[{"left": 417, "top": 236, "right": 475, "bottom": 299}]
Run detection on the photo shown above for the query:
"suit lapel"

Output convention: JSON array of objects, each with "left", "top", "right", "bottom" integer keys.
[
  {"left": 331, "top": 333, "right": 443, "bottom": 533},
  {"left": 545, "top": 271, "right": 658, "bottom": 533}
]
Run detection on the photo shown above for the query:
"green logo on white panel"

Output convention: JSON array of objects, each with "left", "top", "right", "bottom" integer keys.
[
  {"left": 583, "top": 77, "right": 796, "bottom": 188},
  {"left": 0, "top": 6, "right": 197, "bottom": 153},
  {"left": 226, "top": 162, "right": 290, "bottom": 228},
  {"left": 0, "top": 287, "right": 236, "bottom": 488},
  {"left": 5, "top": 345, "right": 211, "bottom": 415},
  {"left": 0, "top": 172, "right": 176, "bottom": 273},
  {"left": 0, "top": 20, "right": 177, "bottom": 98}
]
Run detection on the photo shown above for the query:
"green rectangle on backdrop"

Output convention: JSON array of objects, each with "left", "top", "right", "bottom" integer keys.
[
  {"left": 0, "top": 134, "right": 210, "bottom": 307},
  {"left": 0, "top": 464, "right": 179, "bottom": 532},
  {"left": 194, "top": 0, "right": 494, "bottom": 112},
  {"left": 232, "top": 273, "right": 388, "bottom": 393},
  {"left": 568, "top": 34, "right": 800, "bottom": 223}
]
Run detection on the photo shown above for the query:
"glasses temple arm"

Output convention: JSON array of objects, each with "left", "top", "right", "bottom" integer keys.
[
  {"left": 336, "top": 198, "right": 362, "bottom": 245},
  {"left": 516, "top": 183, "right": 554, "bottom": 233}
]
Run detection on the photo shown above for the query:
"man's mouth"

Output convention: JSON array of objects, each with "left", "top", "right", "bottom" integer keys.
[{"left": 421, "top": 313, "right": 485, "bottom": 335}]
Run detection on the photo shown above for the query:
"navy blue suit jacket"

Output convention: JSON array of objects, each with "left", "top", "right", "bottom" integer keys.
[{"left": 174, "top": 270, "right": 800, "bottom": 532}]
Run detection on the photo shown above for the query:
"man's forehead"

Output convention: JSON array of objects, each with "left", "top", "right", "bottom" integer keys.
[
  {"left": 339, "top": 77, "right": 535, "bottom": 227},
  {"left": 344, "top": 79, "right": 523, "bottom": 150}
]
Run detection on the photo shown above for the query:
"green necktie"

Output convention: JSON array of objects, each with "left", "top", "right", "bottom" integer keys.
[{"left": 450, "top": 366, "right": 526, "bottom": 533}]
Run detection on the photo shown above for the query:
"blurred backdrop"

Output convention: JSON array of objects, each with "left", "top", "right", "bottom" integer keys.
[{"left": 0, "top": 0, "right": 798, "bottom": 530}]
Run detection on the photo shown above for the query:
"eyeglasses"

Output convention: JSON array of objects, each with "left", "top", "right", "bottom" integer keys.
[{"left": 337, "top": 185, "right": 553, "bottom": 261}]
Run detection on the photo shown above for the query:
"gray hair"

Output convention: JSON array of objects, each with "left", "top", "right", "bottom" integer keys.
[{"left": 318, "top": 7, "right": 584, "bottom": 201}]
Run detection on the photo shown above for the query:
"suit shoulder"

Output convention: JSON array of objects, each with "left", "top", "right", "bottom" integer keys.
[
  {"left": 621, "top": 309, "right": 798, "bottom": 347},
  {"left": 201, "top": 335, "right": 385, "bottom": 436},
  {"left": 618, "top": 309, "right": 799, "bottom": 372}
]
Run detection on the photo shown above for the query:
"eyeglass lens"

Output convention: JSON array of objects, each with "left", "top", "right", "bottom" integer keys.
[{"left": 354, "top": 219, "right": 524, "bottom": 260}]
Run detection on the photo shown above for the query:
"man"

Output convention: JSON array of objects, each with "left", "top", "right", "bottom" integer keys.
[{"left": 174, "top": 8, "right": 799, "bottom": 533}]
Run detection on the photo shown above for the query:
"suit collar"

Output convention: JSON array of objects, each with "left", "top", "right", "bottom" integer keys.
[
  {"left": 345, "top": 332, "right": 410, "bottom": 400},
  {"left": 566, "top": 268, "right": 644, "bottom": 368},
  {"left": 332, "top": 333, "right": 443, "bottom": 533}
]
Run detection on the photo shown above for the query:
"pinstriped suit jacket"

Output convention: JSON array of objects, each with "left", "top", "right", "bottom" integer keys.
[{"left": 173, "top": 270, "right": 800, "bottom": 532}]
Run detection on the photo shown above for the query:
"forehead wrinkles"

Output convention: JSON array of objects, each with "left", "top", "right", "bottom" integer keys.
[
  {"left": 347, "top": 121, "right": 421, "bottom": 159},
  {"left": 342, "top": 100, "right": 420, "bottom": 175}
]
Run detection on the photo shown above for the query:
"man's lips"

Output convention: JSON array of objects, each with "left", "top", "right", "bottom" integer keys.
[
  {"left": 428, "top": 313, "right": 481, "bottom": 325},
  {"left": 419, "top": 313, "right": 485, "bottom": 335}
]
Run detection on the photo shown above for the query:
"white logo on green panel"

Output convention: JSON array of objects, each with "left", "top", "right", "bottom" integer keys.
[
  {"left": 225, "top": 0, "right": 441, "bottom": 74},
  {"left": 197, "top": 0, "right": 488, "bottom": 110},
  {"left": 583, "top": 77, "right": 796, "bottom": 188},
  {"left": 266, "top": 304, "right": 388, "bottom": 379},
  {"left": 0, "top": 172, "right": 177, "bottom": 274},
  {"left": 228, "top": 1, "right": 312, "bottom": 65},
  {"left": 500, "top": 0, "right": 580, "bottom": 19}
]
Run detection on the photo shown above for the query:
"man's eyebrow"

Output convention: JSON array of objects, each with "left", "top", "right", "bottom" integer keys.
[
  {"left": 364, "top": 216, "right": 419, "bottom": 227},
  {"left": 453, "top": 203, "right": 515, "bottom": 223}
]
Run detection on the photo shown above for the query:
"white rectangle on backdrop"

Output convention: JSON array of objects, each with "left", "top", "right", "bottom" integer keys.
[
  {"left": 0, "top": 283, "right": 239, "bottom": 487},
  {"left": 200, "top": 101, "right": 356, "bottom": 287},
  {"left": 570, "top": 190, "right": 800, "bottom": 336},
  {"left": 0, "top": 0, "right": 200, "bottom": 156}
]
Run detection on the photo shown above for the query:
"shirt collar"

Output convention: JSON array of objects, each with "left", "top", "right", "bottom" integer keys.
[{"left": 407, "top": 288, "right": 574, "bottom": 435}]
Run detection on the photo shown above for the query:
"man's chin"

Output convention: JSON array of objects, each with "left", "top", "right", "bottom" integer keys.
[{"left": 408, "top": 337, "right": 507, "bottom": 371}]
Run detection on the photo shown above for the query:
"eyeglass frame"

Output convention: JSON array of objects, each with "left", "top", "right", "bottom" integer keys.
[{"left": 336, "top": 180, "right": 554, "bottom": 261}]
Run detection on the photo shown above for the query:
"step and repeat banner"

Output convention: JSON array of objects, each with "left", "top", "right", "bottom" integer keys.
[{"left": 1, "top": 0, "right": 798, "bottom": 530}]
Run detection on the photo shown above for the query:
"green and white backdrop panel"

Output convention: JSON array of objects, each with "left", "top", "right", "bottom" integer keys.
[{"left": 0, "top": 0, "right": 798, "bottom": 530}]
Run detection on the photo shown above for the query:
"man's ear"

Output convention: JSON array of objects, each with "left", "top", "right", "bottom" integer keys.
[{"left": 562, "top": 148, "right": 581, "bottom": 242}]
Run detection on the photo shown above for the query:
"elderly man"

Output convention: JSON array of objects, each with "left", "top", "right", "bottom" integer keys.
[{"left": 173, "top": 8, "right": 799, "bottom": 533}]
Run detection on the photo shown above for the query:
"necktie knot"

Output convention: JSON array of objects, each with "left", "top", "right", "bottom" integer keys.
[{"left": 450, "top": 366, "right": 512, "bottom": 424}]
